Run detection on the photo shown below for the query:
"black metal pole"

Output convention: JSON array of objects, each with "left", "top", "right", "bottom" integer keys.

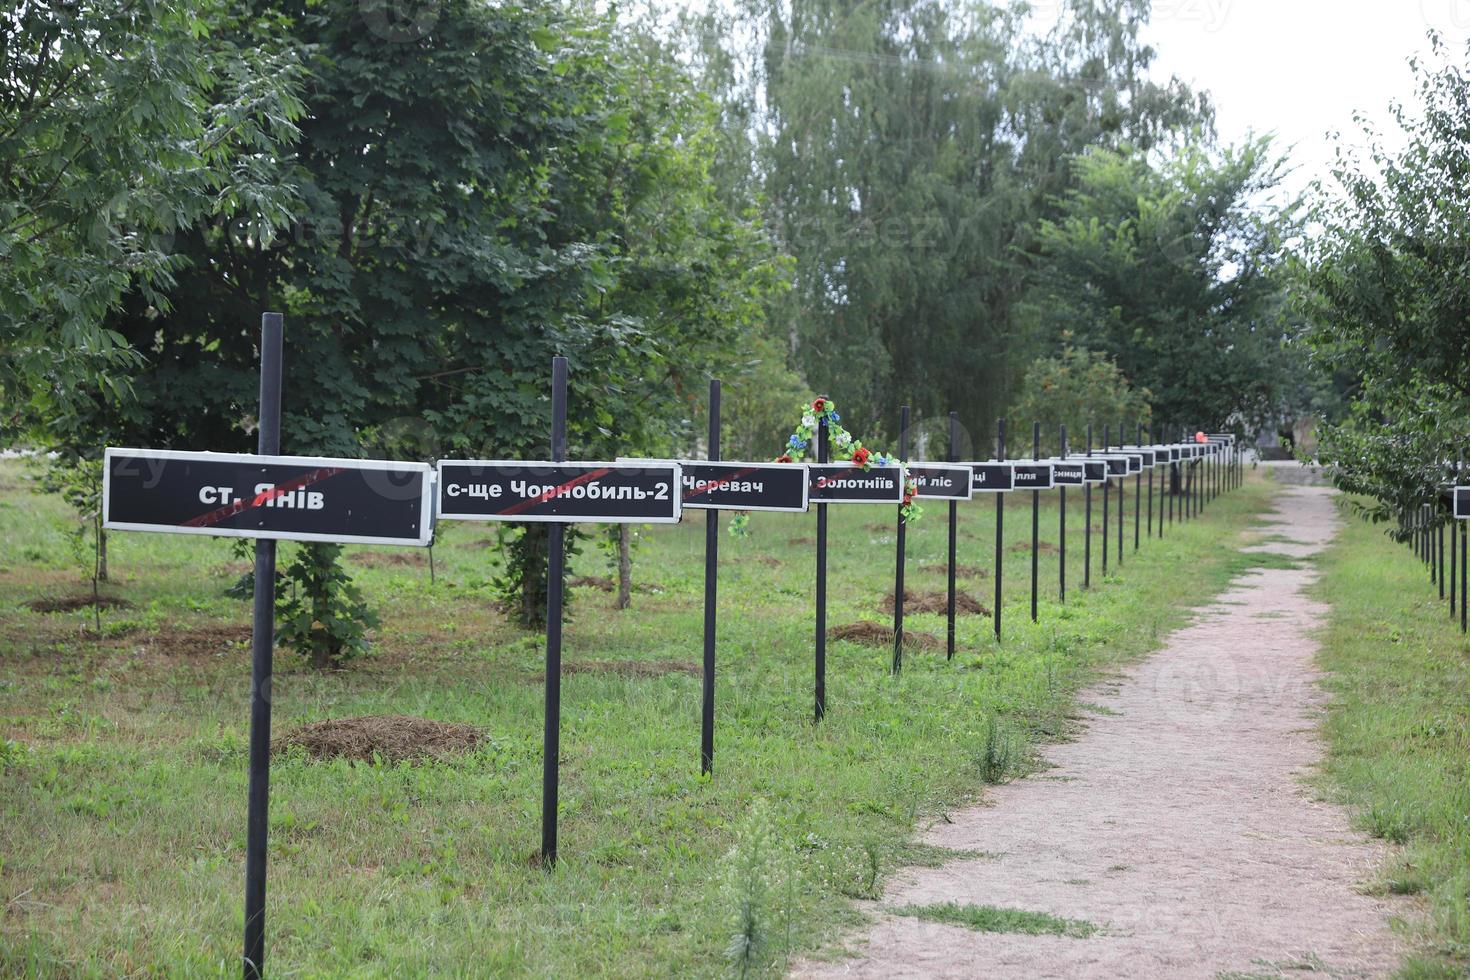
[
  {"left": 1116, "top": 420, "right": 1124, "bottom": 565},
  {"left": 1031, "top": 421, "right": 1040, "bottom": 623},
  {"left": 1102, "top": 424, "right": 1110, "bottom": 575},
  {"left": 700, "top": 379, "right": 720, "bottom": 777},
  {"left": 243, "top": 312, "right": 283, "bottom": 980},
  {"left": 1084, "top": 424, "right": 1092, "bottom": 589},
  {"left": 1462, "top": 520, "right": 1467, "bottom": 634},
  {"left": 815, "top": 415, "right": 829, "bottom": 721},
  {"left": 541, "top": 355, "right": 569, "bottom": 869},
  {"left": 892, "top": 405, "right": 909, "bottom": 676},
  {"left": 1134, "top": 423, "right": 1142, "bottom": 551},
  {"left": 1146, "top": 424, "right": 1154, "bottom": 538},
  {"left": 1439, "top": 515, "right": 1446, "bottom": 600},
  {"left": 946, "top": 412, "right": 959, "bottom": 661},
  {"left": 995, "top": 418, "right": 1005, "bottom": 641},
  {"left": 1059, "top": 424, "right": 1067, "bottom": 604}
]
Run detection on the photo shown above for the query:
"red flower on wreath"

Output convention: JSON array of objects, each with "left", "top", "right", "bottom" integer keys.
[
  {"left": 812, "top": 397, "right": 826, "bottom": 412},
  {"left": 775, "top": 454, "right": 793, "bottom": 464},
  {"left": 851, "top": 446, "right": 871, "bottom": 467}
]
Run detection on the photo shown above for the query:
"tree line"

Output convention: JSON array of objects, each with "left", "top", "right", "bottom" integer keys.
[{"left": 10, "top": 0, "right": 1426, "bottom": 656}]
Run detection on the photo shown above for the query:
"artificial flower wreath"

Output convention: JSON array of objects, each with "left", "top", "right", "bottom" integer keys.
[{"left": 730, "top": 397, "right": 921, "bottom": 536}]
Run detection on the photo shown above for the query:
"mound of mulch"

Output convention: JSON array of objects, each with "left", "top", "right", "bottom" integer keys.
[
  {"left": 827, "top": 621, "right": 941, "bottom": 650},
  {"left": 570, "top": 575, "right": 615, "bottom": 592},
  {"left": 927, "top": 563, "right": 988, "bottom": 580},
  {"left": 879, "top": 589, "right": 990, "bottom": 617},
  {"left": 789, "top": 536, "right": 815, "bottom": 546},
  {"left": 26, "top": 594, "right": 134, "bottom": 614},
  {"left": 460, "top": 538, "right": 498, "bottom": 549},
  {"left": 528, "top": 659, "right": 700, "bottom": 682},
  {"left": 127, "top": 624, "right": 252, "bottom": 657},
  {"left": 1008, "top": 540, "right": 1059, "bottom": 554},
  {"left": 865, "top": 522, "right": 898, "bottom": 533},
  {"left": 273, "top": 715, "right": 482, "bottom": 764},
  {"left": 349, "top": 551, "right": 426, "bottom": 568}
]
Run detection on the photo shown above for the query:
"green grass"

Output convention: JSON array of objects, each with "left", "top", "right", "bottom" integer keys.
[
  {"left": 1312, "top": 500, "right": 1470, "bottom": 977},
  {"left": 0, "top": 461, "right": 1268, "bottom": 976},
  {"left": 889, "top": 901, "right": 1097, "bottom": 938}
]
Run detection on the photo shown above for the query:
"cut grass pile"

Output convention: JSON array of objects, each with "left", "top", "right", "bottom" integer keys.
[
  {"left": 877, "top": 589, "right": 989, "bottom": 616},
  {"left": 889, "top": 901, "right": 1098, "bottom": 938},
  {"left": 274, "top": 715, "right": 483, "bottom": 763},
  {"left": 1313, "top": 501, "right": 1470, "bottom": 978},
  {"left": 0, "top": 460, "right": 1267, "bottom": 976}
]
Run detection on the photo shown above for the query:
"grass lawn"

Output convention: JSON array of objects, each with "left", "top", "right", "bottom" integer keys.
[
  {"left": 1313, "top": 499, "right": 1470, "bottom": 979},
  {"left": 1, "top": 459, "right": 1267, "bottom": 976}
]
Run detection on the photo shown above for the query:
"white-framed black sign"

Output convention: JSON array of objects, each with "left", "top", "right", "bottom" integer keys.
[
  {"left": 1097, "top": 455, "right": 1129, "bottom": 477},
  {"left": 102, "top": 448, "right": 434, "bottom": 546},
  {"left": 1012, "top": 462, "right": 1054, "bottom": 490},
  {"left": 1118, "top": 446, "right": 1157, "bottom": 467},
  {"left": 807, "top": 464, "right": 906, "bottom": 504},
  {"left": 969, "top": 461, "right": 1014, "bottom": 493},
  {"left": 909, "top": 463, "right": 974, "bottom": 500},
  {"left": 681, "top": 461, "right": 809, "bottom": 512},
  {"left": 1456, "top": 487, "right": 1470, "bottom": 520},
  {"left": 1047, "top": 459, "right": 1086, "bottom": 486},
  {"left": 437, "top": 460, "right": 682, "bottom": 523}
]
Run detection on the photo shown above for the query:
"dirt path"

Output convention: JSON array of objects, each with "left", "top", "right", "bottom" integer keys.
[{"left": 794, "top": 486, "right": 1409, "bottom": 979}]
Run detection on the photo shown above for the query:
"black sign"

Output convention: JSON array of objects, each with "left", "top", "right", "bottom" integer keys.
[
  {"left": 1457, "top": 488, "right": 1470, "bottom": 520},
  {"left": 1112, "top": 452, "right": 1143, "bottom": 473},
  {"left": 103, "top": 448, "right": 433, "bottom": 546},
  {"left": 680, "top": 462, "right": 809, "bottom": 512},
  {"left": 1012, "top": 463, "right": 1054, "bottom": 490},
  {"left": 1067, "top": 457, "right": 1109, "bottom": 483},
  {"left": 1096, "top": 455, "right": 1129, "bottom": 477},
  {"left": 437, "top": 461, "right": 681, "bottom": 523},
  {"left": 807, "top": 464, "right": 905, "bottom": 504},
  {"left": 1047, "top": 459, "right": 1086, "bottom": 486},
  {"left": 969, "top": 462, "right": 1014, "bottom": 493},
  {"left": 1165, "top": 446, "right": 1183, "bottom": 462},
  {"left": 909, "top": 463, "right": 974, "bottom": 500},
  {"left": 1119, "top": 447, "right": 1157, "bottom": 467}
]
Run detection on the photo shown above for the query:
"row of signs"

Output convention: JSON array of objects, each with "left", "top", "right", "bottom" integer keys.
[{"left": 102, "top": 440, "right": 1234, "bottom": 547}]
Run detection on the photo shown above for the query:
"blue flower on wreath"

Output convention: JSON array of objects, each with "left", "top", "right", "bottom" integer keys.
[
  {"left": 789, "top": 435, "right": 807, "bottom": 449},
  {"left": 830, "top": 411, "right": 841, "bottom": 422},
  {"left": 875, "top": 455, "right": 889, "bottom": 466}
]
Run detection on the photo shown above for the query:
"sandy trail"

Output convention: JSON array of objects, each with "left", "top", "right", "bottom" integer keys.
[{"left": 794, "top": 486, "right": 1408, "bottom": 979}]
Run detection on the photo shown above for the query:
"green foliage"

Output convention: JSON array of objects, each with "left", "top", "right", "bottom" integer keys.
[
  {"left": 275, "top": 543, "right": 379, "bottom": 669},
  {"left": 0, "top": 0, "right": 304, "bottom": 440},
  {"left": 890, "top": 902, "right": 1097, "bottom": 938},
  {"left": 689, "top": 0, "right": 1213, "bottom": 436},
  {"left": 1298, "top": 36, "right": 1470, "bottom": 530},
  {"left": 1007, "top": 346, "right": 1151, "bottom": 456},
  {"left": 492, "top": 524, "right": 582, "bottom": 630},
  {"left": 1313, "top": 504, "right": 1470, "bottom": 975},
  {"left": 722, "top": 800, "right": 791, "bottom": 978},
  {"left": 1026, "top": 139, "right": 1301, "bottom": 432}
]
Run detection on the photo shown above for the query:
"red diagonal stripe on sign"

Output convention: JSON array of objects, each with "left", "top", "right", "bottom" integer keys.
[
  {"left": 497, "top": 467, "right": 614, "bottom": 517},
  {"left": 682, "top": 465, "right": 766, "bottom": 500},
  {"left": 183, "top": 467, "right": 346, "bottom": 528}
]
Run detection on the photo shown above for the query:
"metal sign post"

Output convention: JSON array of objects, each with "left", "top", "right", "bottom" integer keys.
[
  {"left": 1059, "top": 425, "right": 1068, "bottom": 604},
  {"left": 1085, "top": 424, "right": 1093, "bottom": 589},
  {"left": 815, "top": 414, "right": 829, "bottom": 721},
  {"left": 995, "top": 418, "right": 1006, "bottom": 641},
  {"left": 892, "top": 406, "right": 910, "bottom": 676},
  {"left": 1031, "top": 421, "right": 1040, "bottom": 623},
  {"left": 701, "top": 380, "right": 720, "bottom": 777},
  {"left": 243, "top": 312, "right": 282, "bottom": 980}
]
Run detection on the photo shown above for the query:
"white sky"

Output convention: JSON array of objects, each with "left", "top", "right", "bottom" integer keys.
[{"left": 1129, "top": 0, "right": 1470, "bottom": 201}]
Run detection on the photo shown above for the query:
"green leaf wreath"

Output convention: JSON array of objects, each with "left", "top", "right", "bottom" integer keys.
[{"left": 730, "top": 396, "right": 921, "bottom": 536}]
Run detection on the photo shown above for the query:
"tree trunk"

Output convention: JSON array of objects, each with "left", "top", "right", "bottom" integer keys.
[
  {"left": 97, "top": 526, "right": 108, "bottom": 582},
  {"left": 617, "top": 524, "right": 632, "bottom": 610}
]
